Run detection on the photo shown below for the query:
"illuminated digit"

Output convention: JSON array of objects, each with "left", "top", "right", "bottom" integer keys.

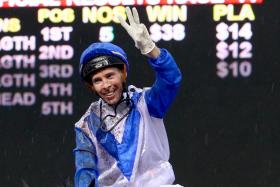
[
  {"left": 216, "top": 22, "right": 229, "bottom": 41},
  {"left": 40, "top": 84, "right": 50, "bottom": 96},
  {"left": 228, "top": 42, "right": 239, "bottom": 58},
  {"left": 239, "top": 23, "right": 253, "bottom": 40},
  {"left": 240, "top": 41, "right": 253, "bottom": 58},
  {"left": 228, "top": 23, "right": 239, "bottom": 40},
  {"left": 229, "top": 62, "right": 239, "bottom": 77},
  {"left": 39, "top": 65, "right": 48, "bottom": 78},
  {"left": 162, "top": 24, "right": 173, "bottom": 41},
  {"left": 99, "top": 26, "right": 114, "bottom": 42},
  {"left": 42, "top": 102, "right": 51, "bottom": 115},
  {"left": 41, "top": 27, "right": 50, "bottom": 41},
  {"left": 239, "top": 61, "right": 252, "bottom": 77},
  {"left": 38, "top": 46, "right": 48, "bottom": 60},
  {"left": 173, "top": 23, "right": 185, "bottom": 41}
]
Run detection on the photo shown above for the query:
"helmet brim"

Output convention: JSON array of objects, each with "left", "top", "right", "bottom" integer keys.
[{"left": 81, "top": 55, "right": 126, "bottom": 84}]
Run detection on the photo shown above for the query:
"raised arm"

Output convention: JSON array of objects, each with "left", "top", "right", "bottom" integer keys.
[
  {"left": 118, "top": 7, "right": 182, "bottom": 118},
  {"left": 145, "top": 48, "right": 181, "bottom": 118}
]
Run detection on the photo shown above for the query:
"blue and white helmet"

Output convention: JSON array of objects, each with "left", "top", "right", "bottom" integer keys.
[{"left": 79, "top": 42, "right": 129, "bottom": 84}]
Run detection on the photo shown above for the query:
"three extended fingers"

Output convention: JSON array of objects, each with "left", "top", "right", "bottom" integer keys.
[{"left": 118, "top": 7, "right": 141, "bottom": 30}]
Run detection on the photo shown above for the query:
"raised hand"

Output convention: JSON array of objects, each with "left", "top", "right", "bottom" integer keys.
[{"left": 117, "top": 7, "right": 155, "bottom": 55}]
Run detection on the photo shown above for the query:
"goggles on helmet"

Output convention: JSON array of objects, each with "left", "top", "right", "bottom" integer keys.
[{"left": 81, "top": 55, "right": 126, "bottom": 83}]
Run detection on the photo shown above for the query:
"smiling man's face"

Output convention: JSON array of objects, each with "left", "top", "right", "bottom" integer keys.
[{"left": 90, "top": 67, "right": 124, "bottom": 105}]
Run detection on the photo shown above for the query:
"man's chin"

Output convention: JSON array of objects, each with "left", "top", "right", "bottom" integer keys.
[
  {"left": 101, "top": 91, "right": 123, "bottom": 105},
  {"left": 103, "top": 97, "right": 119, "bottom": 105}
]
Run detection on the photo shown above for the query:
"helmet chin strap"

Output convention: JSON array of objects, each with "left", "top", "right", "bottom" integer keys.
[
  {"left": 122, "top": 82, "right": 131, "bottom": 106},
  {"left": 97, "top": 81, "right": 134, "bottom": 132}
]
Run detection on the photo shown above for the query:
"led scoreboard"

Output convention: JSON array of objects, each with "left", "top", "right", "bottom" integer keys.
[
  {"left": 1, "top": 0, "right": 279, "bottom": 187},
  {"left": 0, "top": 0, "right": 263, "bottom": 115}
]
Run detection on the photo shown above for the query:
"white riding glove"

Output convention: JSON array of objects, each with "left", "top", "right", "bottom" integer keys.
[{"left": 117, "top": 7, "right": 155, "bottom": 55}]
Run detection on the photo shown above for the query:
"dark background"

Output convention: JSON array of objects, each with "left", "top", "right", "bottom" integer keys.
[{"left": 0, "top": 1, "right": 279, "bottom": 187}]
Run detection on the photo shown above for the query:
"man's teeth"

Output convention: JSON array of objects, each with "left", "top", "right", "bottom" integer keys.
[{"left": 105, "top": 92, "right": 114, "bottom": 96}]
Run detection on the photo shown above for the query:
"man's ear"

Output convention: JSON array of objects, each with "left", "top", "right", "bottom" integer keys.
[{"left": 122, "top": 66, "right": 127, "bottom": 81}]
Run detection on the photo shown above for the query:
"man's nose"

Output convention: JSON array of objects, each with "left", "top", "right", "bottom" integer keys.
[{"left": 102, "top": 79, "right": 111, "bottom": 88}]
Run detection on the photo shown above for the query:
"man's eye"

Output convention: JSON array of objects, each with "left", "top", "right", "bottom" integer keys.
[
  {"left": 93, "top": 79, "right": 101, "bottom": 84},
  {"left": 107, "top": 74, "right": 114, "bottom": 79}
]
